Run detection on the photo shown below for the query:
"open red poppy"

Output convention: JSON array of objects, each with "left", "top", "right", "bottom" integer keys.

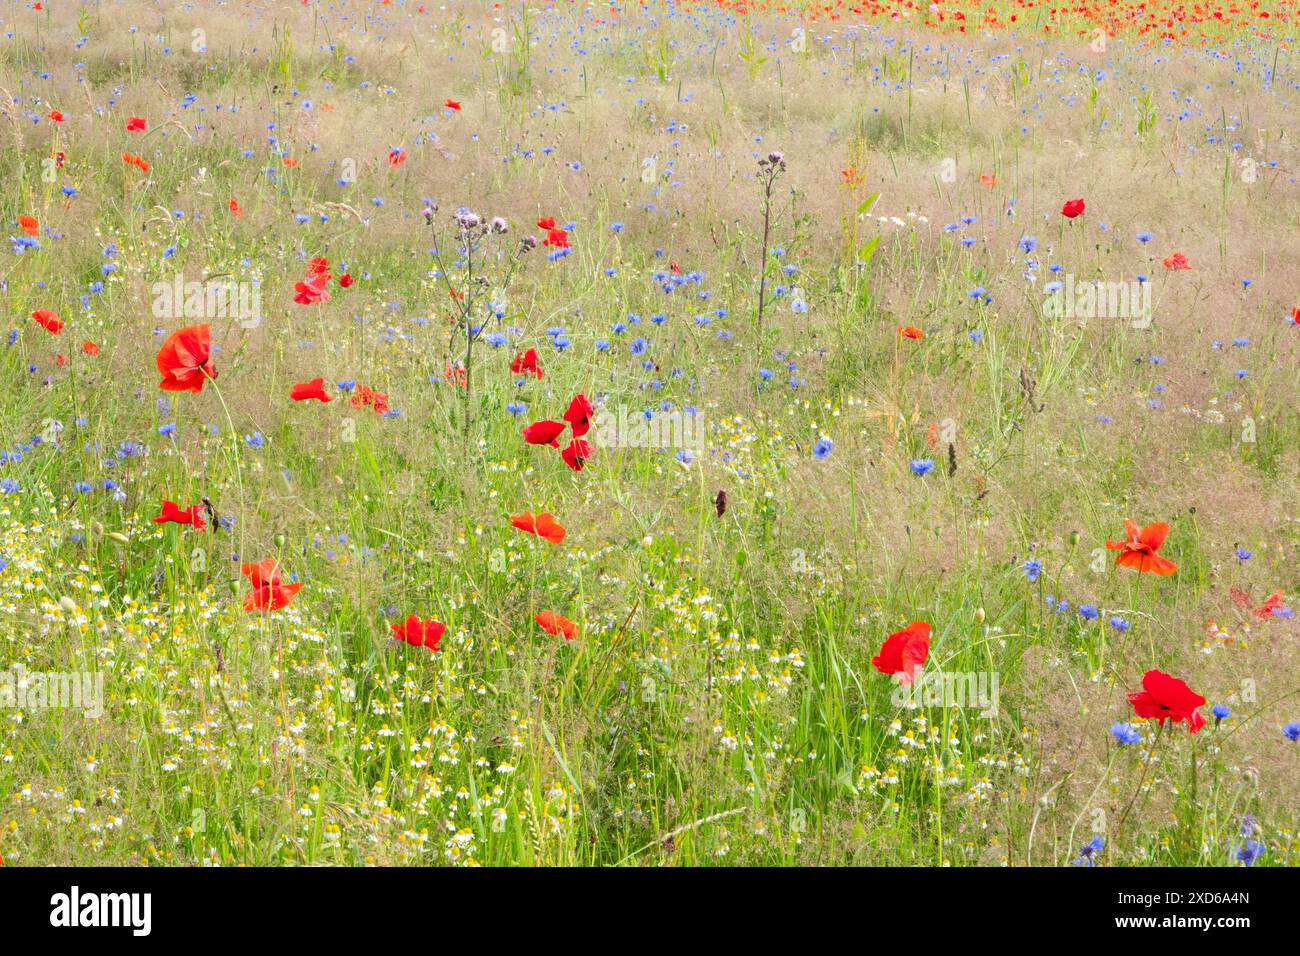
[
  {"left": 153, "top": 500, "right": 207, "bottom": 530},
  {"left": 32, "top": 309, "right": 63, "bottom": 334},
  {"left": 1128, "top": 669, "right": 1206, "bottom": 734},
  {"left": 536, "top": 610, "right": 577, "bottom": 640},
  {"left": 1105, "top": 521, "right": 1178, "bottom": 575},
  {"left": 510, "top": 511, "right": 566, "bottom": 544},
  {"left": 872, "top": 621, "right": 931, "bottom": 685},
  {"left": 523, "top": 420, "right": 566, "bottom": 447},
  {"left": 156, "top": 324, "right": 215, "bottom": 393},
  {"left": 563, "top": 394, "right": 594, "bottom": 437},
  {"left": 290, "top": 378, "right": 333, "bottom": 403},
  {"left": 511, "top": 348, "right": 542, "bottom": 379},
  {"left": 293, "top": 273, "right": 331, "bottom": 305},
  {"left": 391, "top": 614, "right": 446, "bottom": 651},
  {"left": 350, "top": 384, "right": 389, "bottom": 415},
  {"left": 241, "top": 559, "right": 303, "bottom": 612},
  {"left": 561, "top": 439, "right": 592, "bottom": 472}
]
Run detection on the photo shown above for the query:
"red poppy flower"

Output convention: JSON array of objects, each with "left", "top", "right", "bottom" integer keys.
[
  {"left": 1061, "top": 198, "right": 1086, "bottom": 218},
  {"left": 241, "top": 559, "right": 303, "bottom": 612},
  {"left": 391, "top": 614, "right": 446, "bottom": 651},
  {"left": 510, "top": 348, "right": 542, "bottom": 379},
  {"left": 536, "top": 217, "right": 556, "bottom": 231},
  {"left": 122, "top": 152, "right": 151, "bottom": 172},
  {"left": 388, "top": 148, "right": 406, "bottom": 167},
  {"left": 563, "top": 393, "right": 593, "bottom": 437},
  {"left": 523, "top": 420, "right": 566, "bottom": 447},
  {"left": 53, "top": 354, "right": 68, "bottom": 368},
  {"left": 228, "top": 198, "right": 243, "bottom": 217},
  {"left": 1162, "top": 252, "right": 1191, "bottom": 271},
  {"left": 153, "top": 500, "right": 207, "bottom": 530},
  {"left": 125, "top": 116, "right": 146, "bottom": 132},
  {"left": 1255, "top": 591, "right": 1286, "bottom": 619},
  {"left": 1292, "top": 306, "right": 1300, "bottom": 325},
  {"left": 561, "top": 439, "right": 592, "bottom": 472},
  {"left": 871, "top": 621, "right": 931, "bottom": 685},
  {"left": 308, "top": 257, "right": 331, "bottom": 277},
  {"left": 293, "top": 273, "right": 332, "bottom": 305},
  {"left": 1231, "top": 587, "right": 1286, "bottom": 620},
  {"left": 535, "top": 610, "right": 577, "bottom": 640},
  {"left": 510, "top": 511, "right": 566, "bottom": 544},
  {"left": 290, "top": 378, "right": 333, "bottom": 403},
  {"left": 1128, "top": 669, "right": 1206, "bottom": 734},
  {"left": 350, "top": 384, "right": 389, "bottom": 415},
  {"left": 17, "top": 215, "right": 39, "bottom": 237},
  {"left": 156, "top": 324, "right": 216, "bottom": 393},
  {"left": 898, "top": 325, "right": 924, "bottom": 339},
  {"left": 339, "top": 273, "right": 354, "bottom": 288},
  {"left": 543, "top": 228, "right": 570, "bottom": 249},
  {"left": 48, "top": 110, "right": 64, "bottom": 123},
  {"left": 1105, "top": 520, "right": 1178, "bottom": 575},
  {"left": 82, "top": 341, "right": 100, "bottom": 356},
  {"left": 32, "top": 309, "right": 63, "bottom": 334},
  {"left": 979, "top": 173, "right": 997, "bottom": 187},
  {"left": 445, "top": 99, "right": 462, "bottom": 111}
]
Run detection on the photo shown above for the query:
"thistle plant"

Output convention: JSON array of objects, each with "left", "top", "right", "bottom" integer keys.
[
  {"left": 426, "top": 207, "right": 529, "bottom": 451},
  {"left": 753, "top": 150, "right": 786, "bottom": 379}
]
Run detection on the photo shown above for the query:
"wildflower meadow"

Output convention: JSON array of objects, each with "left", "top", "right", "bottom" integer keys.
[{"left": 0, "top": 0, "right": 1298, "bottom": 885}]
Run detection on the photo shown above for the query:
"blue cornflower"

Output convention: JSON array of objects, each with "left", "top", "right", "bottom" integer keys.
[
  {"left": 1073, "top": 835, "right": 1104, "bottom": 866},
  {"left": 1111, "top": 722, "right": 1141, "bottom": 745},
  {"left": 1235, "top": 841, "right": 1265, "bottom": 866},
  {"left": 813, "top": 438, "right": 833, "bottom": 461},
  {"left": 910, "top": 459, "right": 934, "bottom": 476},
  {"left": 1023, "top": 558, "right": 1043, "bottom": 583}
]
